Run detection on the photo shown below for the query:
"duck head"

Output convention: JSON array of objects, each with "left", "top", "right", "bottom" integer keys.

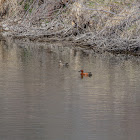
[{"left": 79, "top": 70, "right": 84, "bottom": 73}]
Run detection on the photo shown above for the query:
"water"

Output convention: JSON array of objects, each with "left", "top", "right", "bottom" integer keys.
[{"left": 0, "top": 39, "right": 140, "bottom": 140}]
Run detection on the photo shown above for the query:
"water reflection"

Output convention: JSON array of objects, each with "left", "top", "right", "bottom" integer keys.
[{"left": 0, "top": 38, "right": 140, "bottom": 140}]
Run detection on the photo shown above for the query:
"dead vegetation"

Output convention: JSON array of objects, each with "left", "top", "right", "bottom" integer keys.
[{"left": 0, "top": 0, "right": 140, "bottom": 53}]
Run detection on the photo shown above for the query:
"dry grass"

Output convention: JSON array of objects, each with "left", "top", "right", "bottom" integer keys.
[
  {"left": 0, "top": 0, "right": 19, "bottom": 17},
  {"left": 0, "top": 0, "right": 140, "bottom": 53}
]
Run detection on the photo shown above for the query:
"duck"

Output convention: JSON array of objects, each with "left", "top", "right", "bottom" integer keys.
[
  {"left": 59, "top": 60, "right": 69, "bottom": 67},
  {"left": 79, "top": 70, "right": 92, "bottom": 77}
]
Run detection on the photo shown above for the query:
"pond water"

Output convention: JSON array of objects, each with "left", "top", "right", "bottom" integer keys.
[{"left": 0, "top": 38, "right": 140, "bottom": 140}]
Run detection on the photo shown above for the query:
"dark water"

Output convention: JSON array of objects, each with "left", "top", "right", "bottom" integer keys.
[{"left": 0, "top": 39, "right": 140, "bottom": 140}]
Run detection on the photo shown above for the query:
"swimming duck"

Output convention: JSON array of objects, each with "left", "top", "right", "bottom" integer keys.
[
  {"left": 79, "top": 70, "right": 92, "bottom": 77},
  {"left": 59, "top": 60, "right": 69, "bottom": 67}
]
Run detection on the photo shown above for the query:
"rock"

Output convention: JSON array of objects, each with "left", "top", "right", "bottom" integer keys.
[
  {"left": 4, "top": 27, "right": 9, "bottom": 31},
  {"left": 14, "top": 19, "right": 18, "bottom": 22},
  {"left": 18, "top": 21, "right": 21, "bottom": 24},
  {"left": 41, "top": 22, "right": 46, "bottom": 27},
  {"left": 2, "top": 24, "right": 7, "bottom": 28}
]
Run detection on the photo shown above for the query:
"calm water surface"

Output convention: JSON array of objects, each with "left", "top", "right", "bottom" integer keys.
[{"left": 0, "top": 39, "right": 140, "bottom": 140}]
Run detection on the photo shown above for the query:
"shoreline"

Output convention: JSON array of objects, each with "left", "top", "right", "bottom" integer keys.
[{"left": 1, "top": 30, "right": 140, "bottom": 56}]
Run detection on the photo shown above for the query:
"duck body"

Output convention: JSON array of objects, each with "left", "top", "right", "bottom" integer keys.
[
  {"left": 59, "top": 60, "right": 69, "bottom": 67},
  {"left": 79, "top": 70, "right": 92, "bottom": 77}
]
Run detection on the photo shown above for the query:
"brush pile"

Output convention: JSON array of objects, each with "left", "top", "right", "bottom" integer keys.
[{"left": 0, "top": 0, "right": 140, "bottom": 53}]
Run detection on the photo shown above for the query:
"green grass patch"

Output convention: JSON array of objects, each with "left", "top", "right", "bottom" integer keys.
[
  {"left": 46, "top": 20, "right": 49, "bottom": 24},
  {"left": 29, "top": 8, "right": 32, "bottom": 13},
  {"left": 24, "top": 3, "right": 30, "bottom": 11},
  {"left": 128, "top": 24, "right": 137, "bottom": 31},
  {"left": 24, "top": 0, "right": 34, "bottom": 11}
]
